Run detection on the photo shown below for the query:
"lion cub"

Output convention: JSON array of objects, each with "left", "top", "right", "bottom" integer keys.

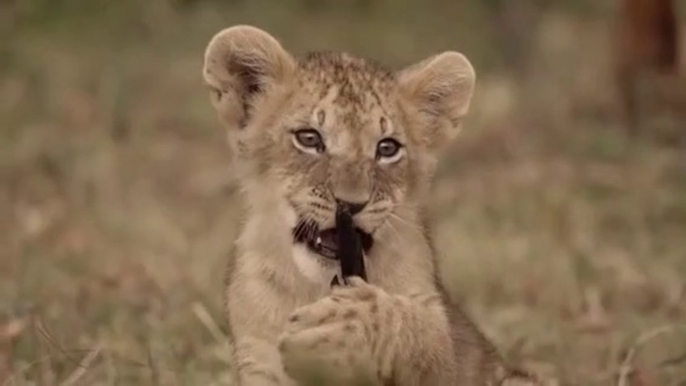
[{"left": 203, "top": 25, "right": 540, "bottom": 385}]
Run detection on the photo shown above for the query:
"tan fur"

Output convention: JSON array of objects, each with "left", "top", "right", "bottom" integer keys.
[{"left": 203, "top": 25, "right": 541, "bottom": 386}]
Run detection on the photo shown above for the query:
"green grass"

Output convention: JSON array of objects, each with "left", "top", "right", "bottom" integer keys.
[{"left": 1, "top": 1, "right": 686, "bottom": 385}]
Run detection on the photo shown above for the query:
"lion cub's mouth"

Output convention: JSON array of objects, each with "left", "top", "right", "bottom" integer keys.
[{"left": 292, "top": 219, "right": 374, "bottom": 260}]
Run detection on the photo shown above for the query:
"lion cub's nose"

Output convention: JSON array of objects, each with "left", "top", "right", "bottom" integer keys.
[{"left": 335, "top": 199, "right": 368, "bottom": 216}]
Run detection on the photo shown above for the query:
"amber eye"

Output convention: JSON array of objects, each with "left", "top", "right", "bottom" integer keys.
[
  {"left": 376, "top": 138, "right": 402, "bottom": 160},
  {"left": 293, "top": 128, "right": 325, "bottom": 153}
]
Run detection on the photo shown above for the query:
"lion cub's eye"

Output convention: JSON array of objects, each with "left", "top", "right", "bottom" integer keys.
[
  {"left": 293, "top": 128, "right": 325, "bottom": 154},
  {"left": 376, "top": 138, "right": 403, "bottom": 163}
]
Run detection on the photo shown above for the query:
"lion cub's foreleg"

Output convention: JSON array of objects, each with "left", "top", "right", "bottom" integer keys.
[
  {"left": 278, "top": 277, "right": 456, "bottom": 386},
  {"left": 232, "top": 336, "right": 296, "bottom": 385}
]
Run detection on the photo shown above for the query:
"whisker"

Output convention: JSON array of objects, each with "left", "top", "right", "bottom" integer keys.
[
  {"left": 383, "top": 218, "right": 403, "bottom": 246},
  {"left": 387, "top": 211, "right": 424, "bottom": 237}
]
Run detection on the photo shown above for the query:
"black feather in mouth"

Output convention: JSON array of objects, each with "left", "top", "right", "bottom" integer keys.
[{"left": 292, "top": 219, "right": 374, "bottom": 260}]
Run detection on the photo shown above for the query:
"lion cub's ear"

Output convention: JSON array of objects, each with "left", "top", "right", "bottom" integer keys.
[
  {"left": 397, "top": 52, "right": 475, "bottom": 152},
  {"left": 203, "top": 25, "right": 296, "bottom": 131}
]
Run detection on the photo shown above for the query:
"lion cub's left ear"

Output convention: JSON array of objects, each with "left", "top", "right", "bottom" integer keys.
[
  {"left": 397, "top": 52, "right": 475, "bottom": 152},
  {"left": 203, "top": 25, "right": 296, "bottom": 132}
]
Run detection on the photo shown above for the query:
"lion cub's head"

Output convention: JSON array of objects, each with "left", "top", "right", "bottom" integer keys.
[{"left": 203, "top": 25, "right": 475, "bottom": 282}]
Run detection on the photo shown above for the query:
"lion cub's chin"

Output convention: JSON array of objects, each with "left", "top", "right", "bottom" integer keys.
[{"left": 291, "top": 244, "right": 340, "bottom": 284}]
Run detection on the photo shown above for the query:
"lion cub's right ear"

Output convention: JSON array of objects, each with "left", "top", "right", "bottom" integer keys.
[{"left": 203, "top": 25, "right": 296, "bottom": 131}]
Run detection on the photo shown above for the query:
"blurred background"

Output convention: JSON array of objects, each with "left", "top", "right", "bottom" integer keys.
[{"left": 1, "top": 0, "right": 685, "bottom": 384}]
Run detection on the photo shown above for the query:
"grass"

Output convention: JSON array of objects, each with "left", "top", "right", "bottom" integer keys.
[{"left": 1, "top": 1, "right": 686, "bottom": 385}]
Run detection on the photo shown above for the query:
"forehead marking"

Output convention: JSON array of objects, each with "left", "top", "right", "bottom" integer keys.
[
  {"left": 309, "top": 85, "right": 339, "bottom": 127},
  {"left": 380, "top": 117, "right": 391, "bottom": 136},
  {"left": 369, "top": 88, "right": 390, "bottom": 118}
]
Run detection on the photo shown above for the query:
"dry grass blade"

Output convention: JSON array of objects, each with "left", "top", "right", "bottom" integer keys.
[
  {"left": 35, "top": 320, "right": 81, "bottom": 368},
  {"left": 657, "top": 351, "right": 686, "bottom": 368},
  {"left": 192, "top": 302, "right": 232, "bottom": 354},
  {"left": 0, "top": 318, "right": 28, "bottom": 386},
  {"left": 617, "top": 324, "right": 686, "bottom": 386},
  {"left": 59, "top": 345, "right": 101, "bottom": 386},
  {"left": 146, "top": 344, "right": 160, "bottom": 386}
]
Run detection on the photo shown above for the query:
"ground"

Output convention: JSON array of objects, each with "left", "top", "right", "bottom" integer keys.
[{"left": 1, "top": 1, "right": 685, "bottom": 385}]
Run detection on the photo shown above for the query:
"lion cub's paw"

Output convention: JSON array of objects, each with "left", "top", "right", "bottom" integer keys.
[{"left": 278, "top": 277, "right": 397, "bottom": 385}]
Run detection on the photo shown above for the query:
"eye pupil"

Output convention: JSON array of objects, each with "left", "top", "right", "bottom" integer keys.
[
  {"left": 294, "top": 129, "right": 324, "bottom": 152},
  {"left": 376, "top": 138, "right": 401, "bottom": 159}
]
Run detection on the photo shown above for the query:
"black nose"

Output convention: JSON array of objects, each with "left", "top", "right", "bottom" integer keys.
[{"left": 335, "top": 199, "right": 368, "bottom": 215}]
